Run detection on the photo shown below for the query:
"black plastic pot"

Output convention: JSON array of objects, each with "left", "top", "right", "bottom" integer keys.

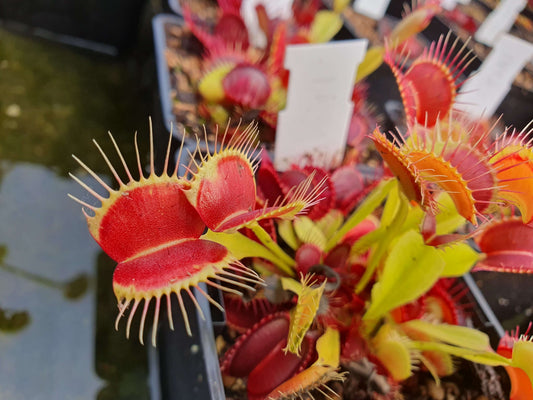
[
  {"left": 463, "top": 273, "right": 505, "bottom": 346},
  {"left": 471, "top": 271, "right": 533, "bottom": 335},
  {"left": 153, "top": 14, "right": 183, "bottom": 142},
  {"left": 0, "top": 0, "right": 147, "bottom": 55},
  {"left": 155, "top": 285, "right": 225, "bottom": 400},
  {"left": 152, "top": 13, "right": 226, "bottom": 159}
]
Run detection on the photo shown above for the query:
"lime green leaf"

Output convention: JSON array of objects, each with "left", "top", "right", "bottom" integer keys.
[
  {"left": 309, "top": 11, "right": 343, "bottom": 43},
  {"left": 380, "top": 179, "right": 400, "bottom": 227},
  {"left": 294, "top": 216, "right": 327, "bottom": 250},
  {"left": 326, "top": 178, "right": 395, "bottom": 252},
  {"left": 281, "top": 277, "right": 302, "bottom": 295},
  {"left": 284, "top": 276, "right": 325, "bottom": 355},
  {"left": 412, "top": 341, "right": 512, "bottom": 367},
  {"left": 333, "top": 0, "right": 350, "bottom": 12},
  {"left": 316, "top": 209, "right": 344, "bottom": 240},
  {"left": 278, "top": 220, "right": 300, "bottom": 250},
  {"left": 198, "top": 64, "right": 234, "bottom": 103},
  {"left": 435, "top": 192, "right": 468, "bottom": 235},
  {"left": 511, "top": 340, "right": 533, "bottom": 387},
  {"left": 439, "top": 243, "right": 480, "bottom": 277},
  {"left": 364, "top": 230, "right": 444, "bottom": 320},
  {"left": 356, "top": 185, "right": 408, "bottom": 293},
  {"left": 202, "top": 103, "right": 229, "bottom": 126},
  {"left": 460, "top": 353, "right": 512, "bottom": 366},
  {"left": 203, "top": 229, "right": 294, "bottom": 276},
  {"left": 356, "top": 46, "right": 385, "bottom": 82},
  {"left": 401, "top": 202, "right": 425, "bottom": 232},
  {"left": 402, "top": 320, "right": 491, "bottom": 351},
  {"left": 398, "top": 192, "right": 464, "bottom": 237},
  {"left": 203, "top": 230, "right": 275, "bottom": 261},
  {"left": 249, "top": 222, "right": 296, "bottom": 275},
  {"left": 315, "top": 327, "right": 340, "bottom": 367}
]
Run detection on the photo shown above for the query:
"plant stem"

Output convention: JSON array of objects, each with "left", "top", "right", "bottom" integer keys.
[
  {"left": 202, "top": 229, "right": 295, "bottom": 276},
  {"left": 356, "top": 183, "right": 408, "bottom": 294},
  {"left": 324, "top": 178, "right": 395, "bottom": 253},
  {"left": 250, "top": 222, "right": 296, "bottom": 276}
]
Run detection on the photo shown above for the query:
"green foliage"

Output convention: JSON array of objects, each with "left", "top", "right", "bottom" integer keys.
[
  {"left": 203, "top": 229, "right": 293, "bottom": 274},
  {"left": 511, "top": 340, "right": 533, "bottom": 383},
  {"left": 401, "top": 320, "right": 491, "bottom": 351},
  {"left": 363, "top": 230, "right": 445, "bottom": 321},
  {"left": 308, "top": 11, "right": 344, "bottom": 43},
  {"left": 439, "top": 243, "right": 480, "bottom": 277},
  {"left": 293, "top": 216, "right": 327, "bottom": 249},
  {"left": 411, "top": 341, "right": 512, "bottom": 367},
  {"left": 325, "top": 178, "right": 395, "bottom": 252}
]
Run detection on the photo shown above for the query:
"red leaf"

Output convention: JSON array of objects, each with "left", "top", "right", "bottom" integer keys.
[
  {"left": 223, "top": 64, "right": 271, "bottom": 109},
  {"left": 295, "top": 243, "right": 323, "bottom": 276},
  {"left": 215, "top": 12, "right": 249, "bottom": 49},
  {"left": 475, "top": 217, "right": 533, "bottom": 273},
  {"left": 221, "top": 313, "right": 290, "bottom": 377},
  {"left": 96, "top": 183, "right": 205, "bottom": 262}
]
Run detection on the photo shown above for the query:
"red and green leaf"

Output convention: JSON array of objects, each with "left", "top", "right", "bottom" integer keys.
[{"left": 70, "top": 124, "right": 263, "bottom": 345}]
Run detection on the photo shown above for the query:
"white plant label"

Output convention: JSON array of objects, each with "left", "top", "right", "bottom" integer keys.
[
  {"left": 274, "top": 39, "right": 368, "bottom": 170},
  {"left": 440, "top": 0, "right": 458, "bottom": 11},
  {"left": 353, "top": 0, "right": 391, "bottom": 20},
  {"left": 475, "top": 0, "right": 527, "bottom": 46},
  {"left": 240, "top": 0, "right": 293, "bottom": 48},
  {"left": 455, "top": 34, "right": 533, "bottom": 119}
]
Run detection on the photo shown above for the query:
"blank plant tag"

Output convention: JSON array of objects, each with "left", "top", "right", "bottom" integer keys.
[
  {"left": 455, "top": 34, "right": 533, "bottom": 119},
  {"left": 474, "top": 0, "right": 527, "bottom": 46},
  {"left": 274, "top": 39, "right": 368, "bottom": 170},
  {"left": 353, "top": 0, "right": 391, "bottom": 20},
  {"left": 440, "top": 0, "right": 458, "bottom": 11},
  {"left": 441, "top": 0, "right": 471, "bottom": 9}
]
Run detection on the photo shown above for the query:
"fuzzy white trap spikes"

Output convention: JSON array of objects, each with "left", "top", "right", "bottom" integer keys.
[
  {"left": 69, "top": 120, "right": 268, "bottom": 347},
  {"left": 111, "top": 260, "right": 263, "bottom": 346}
]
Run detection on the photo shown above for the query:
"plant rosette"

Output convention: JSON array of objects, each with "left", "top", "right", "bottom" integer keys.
[
  {"left": 69, "top": 111, "right": 533, "bottom": 398},
  {"left": 72, "top": 2, "right": 533, "bottom": 399}
]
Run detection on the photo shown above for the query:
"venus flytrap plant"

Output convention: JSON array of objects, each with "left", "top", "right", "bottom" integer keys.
[
  {"left": 70, "top": 6, "right": 533, "bottom": 398},
  {"left": 70, "top": 115, "right": 533, "bottom": 397},
  {"left": 217, "top": 33, "right": 533, "bottom": 398},
  {"left": 281, "top": 275, "right": 326, "bottom": 356}
]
